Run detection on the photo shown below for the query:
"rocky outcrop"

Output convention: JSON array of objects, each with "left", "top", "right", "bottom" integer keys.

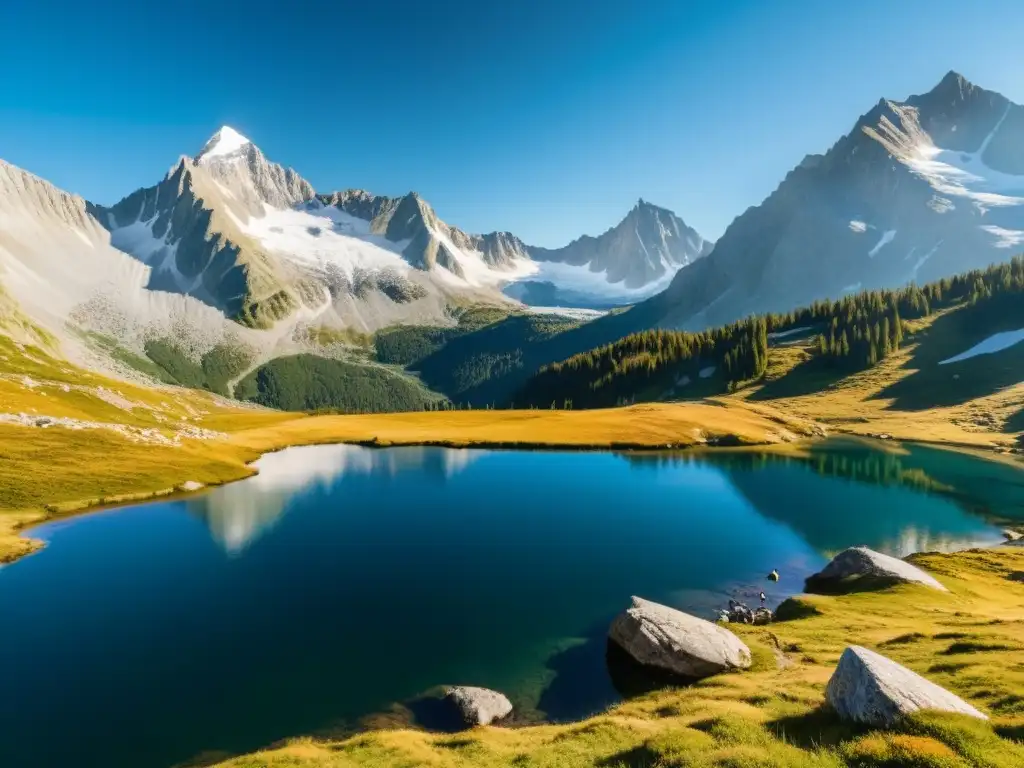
[
  {"left": 609, "top": 596, "right": 751, "bottom": 679},
  {"left": 443, "top": 686, "right": 513, "bottom": 727},
  {"left": 720, "top": 601, "right": 773, "bottom": 625},
  {"left": 99, "top": 148, "right": 312, "bottom": 328},
  {"left": 827, "top": 646, "right": 987, "bottom": 726},
  {"left": 806, "top": 547, "right": 947, "bottom": 592}
]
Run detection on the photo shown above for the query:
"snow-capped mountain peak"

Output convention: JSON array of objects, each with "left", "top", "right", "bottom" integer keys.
[{"left": 196, "top": 126, "right": 252, "bottom": 164}]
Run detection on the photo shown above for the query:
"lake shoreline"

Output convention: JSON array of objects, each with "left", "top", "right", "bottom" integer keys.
[
  {"left": 2, "top": 401, "right": 822, "bottom": 566},
  {"left": 6, "top": 414, "right": 1023, "bottom": 569}
]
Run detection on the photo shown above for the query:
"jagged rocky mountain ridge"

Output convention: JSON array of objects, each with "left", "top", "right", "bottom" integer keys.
[
  {"left": 630, "top": 71, "right": 1024, "bottom": 331},
  {"left": 5, "top": 70, "right": 1023, "bottom": 395},
  {"left": 96, "top": 127, "right": 710, "bottom": 330}
]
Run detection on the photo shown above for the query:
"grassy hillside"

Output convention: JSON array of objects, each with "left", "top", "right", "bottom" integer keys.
[
  {"left": 400, "top": 306, "right": 672, "bottom": 407},
  {"left": 235, "top": 355, "right": 441, "bottom": 413},
  {"left": 515, "top": 257, "right": 1024, "bottom": 414},
  {"left": 374, "top": 306, "right": 511, "bottom": 366},
  {"left": 201, "top": 547, "right": 1024, "bottom": 768}
]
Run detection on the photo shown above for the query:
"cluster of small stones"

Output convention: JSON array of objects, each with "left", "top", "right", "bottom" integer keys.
[{"left": 0, "top": 411, "right": 224, "bottom": 445}]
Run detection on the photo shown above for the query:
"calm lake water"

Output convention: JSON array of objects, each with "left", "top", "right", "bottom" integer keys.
[{"left": 0, "top": 439, "right": 1020, "bottom": 768}]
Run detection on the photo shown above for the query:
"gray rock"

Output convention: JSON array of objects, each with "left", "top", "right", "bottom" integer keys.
[
  {"left": 1001, "top": 529, "right": 1023, "bottom": 542},
  {"left": 827, "top": 646, "right": 987, "bottom": 726},
  {"left": 609, "top": 596, "right": 751, "bottom": 679},
  {"left": 806, "top": 546, "right": 947, "bottom": 592},
  {"left": 444, "top": 686, "right": 512, "bottom": 727}
]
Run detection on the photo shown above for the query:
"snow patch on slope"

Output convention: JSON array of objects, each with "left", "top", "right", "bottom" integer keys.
[
  {"left": 903, "top": 105, "right": 1024, "bottom": 213},
  {"left": 768, "top": 326, "right": 811, "bottom": 340},
  {"left": 868, "top": 229, "right": 896, "bottom": 257},
  {"left": 940, "top": 328, "right": 1024, "bottom": 365},
  {"left": 239, "top": 203, "right": 411, "bottom": 277},
  {"left": 980, "top": 225, "right": 1024, "bottom": 249},
  {"left": 431, "top": 227, "right": 537, "bottom": 289},
  {"left": 522, "top": 257, "right": 685, "bottom": 303},
  {"left": 522, "top": 306, "right": 607, "bottom": 320}
]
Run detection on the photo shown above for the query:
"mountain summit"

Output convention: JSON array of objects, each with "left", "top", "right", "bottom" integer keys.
[
  {"left": 631, "top": 71, "right": 1024, "bottom": 330},
  {"left": 195, "top": 126, "right": 253, "bottom": 164}
]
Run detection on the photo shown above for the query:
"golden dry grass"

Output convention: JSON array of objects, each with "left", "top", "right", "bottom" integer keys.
[{"left": 734, "top": 313, "right": 1024, "bottom": 450}]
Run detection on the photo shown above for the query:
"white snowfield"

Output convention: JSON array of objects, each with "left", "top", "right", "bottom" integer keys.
[
  {"left": 939, "top": 327, "right": 1024, "bottom": 365},
  {"left": 234, "top": 200, "right": 537, "bottom": 294},
  {"left": 430, "top": 227, "right": 537, "bottom": 289},
  {"left": 236, "top": 203, "right": 413, "bottom": 277},
  {"left": 522, "top": 306, "right": 607, "bottom": 320},
  {"left": 899, "top": 103, "right": 1024, "bottom": 213},
  {"left": 523, "top": 257, "right": 684, "bottom": 303},
  {"left": 768, "top": 326, "right": 811, "bottom": 340}
]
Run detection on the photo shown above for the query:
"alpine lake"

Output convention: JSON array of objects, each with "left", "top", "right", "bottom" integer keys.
[{"left": 2, "top": 438, "right": 1023, "bottom": 768}]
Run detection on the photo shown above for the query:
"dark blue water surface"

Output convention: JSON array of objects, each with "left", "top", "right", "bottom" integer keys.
[{"left": 0, "top": 440, "right": 1018, "bottom": 768}]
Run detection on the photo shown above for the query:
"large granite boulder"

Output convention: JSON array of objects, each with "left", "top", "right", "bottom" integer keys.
[
  {"left": 806, "top": 547, "right": 947, "bottom": 592},
  {"left": 443, "top": 686, "right": 513, "bottom": 727},
  {"left": 827, "top": 646, "right": 987, "bottom": 726},
  {"left": 609, "top": 596, "right": 751, "bottom": 679}
]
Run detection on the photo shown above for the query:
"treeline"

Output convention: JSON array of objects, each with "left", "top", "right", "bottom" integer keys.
[
  {"left": 513, "top": 256, "right": 1024, "bottom": 409},
  {"left": 774, "top": 255, "right": 1024, "bottom": 370},
  {"left": 235, "top": 354, "right": 438, "bottom": 413},
  {"left": 515, "top": 318, "right": 769, "bottom": 409}
]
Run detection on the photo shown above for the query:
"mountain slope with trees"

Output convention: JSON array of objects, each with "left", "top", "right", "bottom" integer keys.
[{"left": 514, "top": 257, "right": 1024, "bottom": 410}]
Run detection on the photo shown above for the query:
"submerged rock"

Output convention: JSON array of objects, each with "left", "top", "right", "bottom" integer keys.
[
  {"left": 827, "top": 646, "right": 987, "bottom": 726},
  {"left": 767, "top": 569, "right": 780, "bottom": 582},
  {"left": 806, "top": 546, "right": 947, "bottom": 592},
  {"left": 443, "top": 686, "right": 512, "bottom": 727},
  {"left": 609, "top": 596, "right": 751, "bottom": 679}
]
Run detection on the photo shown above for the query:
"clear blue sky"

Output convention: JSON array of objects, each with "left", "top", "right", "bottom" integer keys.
[{"left": 2, "top": 0, "right": 1023, "bottom": 247}]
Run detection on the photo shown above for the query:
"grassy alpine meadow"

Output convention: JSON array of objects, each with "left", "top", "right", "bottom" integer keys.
[{"left": 192, "top": 547, "right": 1024, "bottom": 768}]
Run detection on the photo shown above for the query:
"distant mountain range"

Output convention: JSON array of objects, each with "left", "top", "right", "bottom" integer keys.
[
  {"left": 1, "top": 70, "right": 1022, "bottom": 397},
  {"left": 96, "top": 126, "right": 710, "bottom": 327}
]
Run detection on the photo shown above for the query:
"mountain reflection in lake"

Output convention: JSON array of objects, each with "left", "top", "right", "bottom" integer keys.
[{"left": 192, "top": 445, "right": 484, "bottom": 554}]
